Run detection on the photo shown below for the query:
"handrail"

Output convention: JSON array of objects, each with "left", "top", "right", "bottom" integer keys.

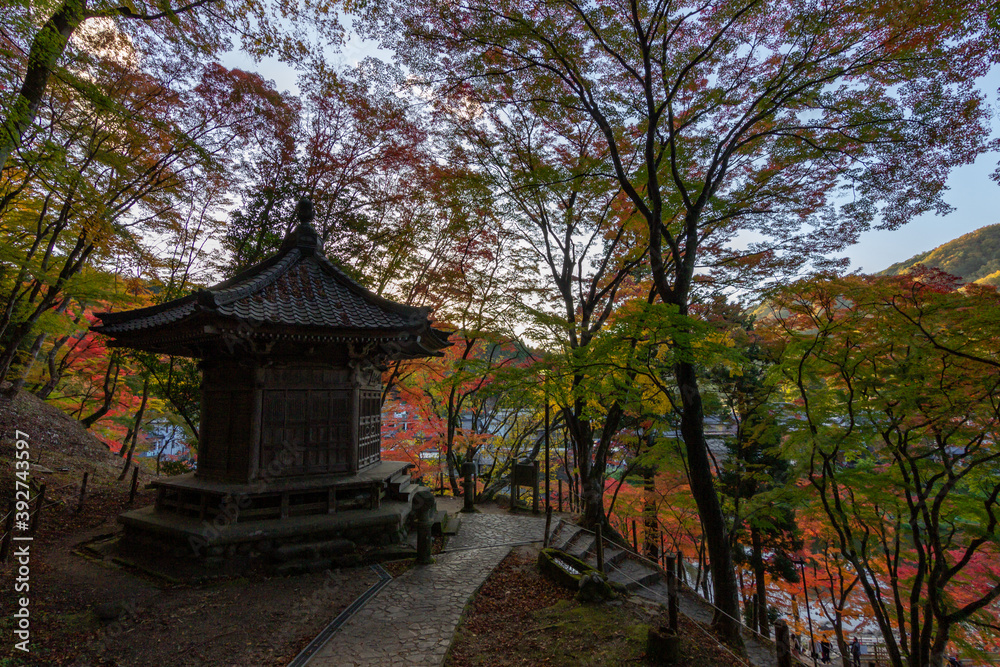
[{"left": 553, "top": 519, "right": 776, "bottom": 659}]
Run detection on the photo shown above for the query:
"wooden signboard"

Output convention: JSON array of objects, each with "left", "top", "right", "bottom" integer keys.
[{"left": 511, "top": 460, "right": 539, "bottom": 514}]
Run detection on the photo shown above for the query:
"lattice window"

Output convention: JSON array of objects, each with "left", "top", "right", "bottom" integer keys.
[{"left": 358, "top": 389, "right": 382, "bottom": 469}]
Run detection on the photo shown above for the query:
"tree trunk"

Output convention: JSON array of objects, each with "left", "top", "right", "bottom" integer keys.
[
  {"left": 0, "top": 320, "right": 42, "bottom": 389},
  {"left": 33, "top": 302, "right": 84, "bottom": 399},
  {"left": 7, "top": 297, "right": 73, "bottom": 394},
  {"left": 0, "top": 236, "right": 95, "bottom": 386},
  {"left": 120, "top": 427, "right": 134, "bottom": 457},
  {"left": 80, "top": 351, "right": 120, "bottom": 428},
  {"left": 675, "top": 358, "right": 742, "bottom": 645},
  {"left": 927, "top": 625, "right": 950, "bottom": 667},
  {"left": 34, "top": 334, "right": 71, "bottom": 399},
  {"left": 119, "top": 378, "right": 150, "bottom": 480},
  {"left": 446, "top": 448, "right": 460, "bottom": 496},
  {"left": 750, "top": 525, "right": 770, "bottom": 639},
  {"left": 8, "top": 332, "right": 47, "bottom": 394},
  {"left": 833, "top": 615, "right": 847, "bottom": 667},
  {"left": 642, "top": 463, "right": 659, "bottom": 561},
  {"left": 738, "top": 567, "right": 751, "bottom": 629},
  {"left": 573, "top": 398, "right": 624, "bottom": 534},
  {"left": 694, "top": 533, "right": 706, "bottom": 594},
  {"left": 0, "top": 0, "right": 86, "bottom": 172}
]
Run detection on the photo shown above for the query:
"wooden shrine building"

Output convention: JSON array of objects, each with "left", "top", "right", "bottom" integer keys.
[{"left": 93, "top": 199, "right": 450, "bottom": 569}]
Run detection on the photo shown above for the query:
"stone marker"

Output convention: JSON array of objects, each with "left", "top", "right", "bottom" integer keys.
[
  {"left": 461, "top": 461, "right": 477, "bottom": 513},
  {"left": 412, "top": 487, "right": 436, "bottom": 564}
]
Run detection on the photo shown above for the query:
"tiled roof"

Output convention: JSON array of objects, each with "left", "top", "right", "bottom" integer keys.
[
  {"left": 94, "top": 221, "right": 438, "bottom": 338},
  {"left": 96, "top": 300, "right": 198, "bottom": 334}
]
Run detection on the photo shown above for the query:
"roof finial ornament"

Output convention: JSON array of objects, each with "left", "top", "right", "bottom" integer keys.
[
  {"left": 289, "top": 195, "right": 319, "bottom": 256},
  {"left": 297, "top": 196, "right": 314, "bottom": 224}
]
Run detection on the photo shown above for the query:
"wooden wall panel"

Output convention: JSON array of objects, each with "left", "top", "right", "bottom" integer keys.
[{"left": 260, "top": 386, "right": 352, "bottom": 476}]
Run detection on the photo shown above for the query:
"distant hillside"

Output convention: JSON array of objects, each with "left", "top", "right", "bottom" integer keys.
[{"left": 879, "top": 223, "right": 1000, "bottom": 286}]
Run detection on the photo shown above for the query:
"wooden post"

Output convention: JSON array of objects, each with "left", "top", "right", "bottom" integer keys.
[
  {"left": 1, "top": 500, "right": 15, "bottom": 562},
  {"left": 76, "top": 472, "right": 88, "bottom": 512},
  {"left": 775, "top": 619, "right": 792, "bottom": 667},
  {"left": 558, "top": 479, "right": 563, "bottom": 513},
  {"left": 128, "top": 466, "right": 139, "bottom": 505},
  {"left": 543, "top": 505, "right": 552, "bottom": 548},
  {"left": 30, "top": 484, "right": 45, "bottom": 535},
  {"left": 532, "top": 459, "right": 540, "bottom": 515},
  {"left": 632, "top": 520, "right": 639, "bottom": 553},
  {"left": 665, "top": 554, "right": 678, "bottom": 631},
  {"left": 595, "top": 522, "right": 605, "bottom": 575},
  {"left": 544, "top": 401, "right": 550, "bottom": 513}
]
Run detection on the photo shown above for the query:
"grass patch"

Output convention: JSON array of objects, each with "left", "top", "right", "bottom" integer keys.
[{"left": 447, "top": 545, "right": 751, "bottom": 667}]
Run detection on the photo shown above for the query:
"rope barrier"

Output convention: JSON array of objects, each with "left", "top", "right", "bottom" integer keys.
[
  {"left": 552, "top": 520, "right": 776, "bottom": 656},
  {"left": 441, "top": 539, "right": 542, "bottom": 554},
  {"left": 601, "top": 558, "right": 757, "bottom": 667}
]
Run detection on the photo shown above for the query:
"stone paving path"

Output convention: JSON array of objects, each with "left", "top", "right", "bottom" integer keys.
[
  {"left": 306, "top": 512, "right": 546, "bottom": 667},
  {"left": 443, "top": 512, "right": 547, "bottom": 551}
]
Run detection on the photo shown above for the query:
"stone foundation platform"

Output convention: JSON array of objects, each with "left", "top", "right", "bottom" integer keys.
[{"left": 117, "top": 460, "right": 425, "bottom": 574}]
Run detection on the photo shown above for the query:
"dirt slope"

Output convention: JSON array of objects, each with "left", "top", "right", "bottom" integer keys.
[{"left": 0, "top": 383, "right": 120, "bottom": 465}]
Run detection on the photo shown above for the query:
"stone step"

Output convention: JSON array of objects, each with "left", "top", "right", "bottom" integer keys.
[
  {"left": 387, "top": 472, "right": 413, "bottom": 496},
  {"left": 565, "top": 535, "right": 595, "bottom": 559},
  {"left": 275, "top": 559, "right": 334, "bottom": 576},
  {"left": 273, "top": 538, "right": 356, "bottom": 563},
  {"left": 594, "top": 547, "right": 628, "bottom": 567},
  {"left": 430, "top": 509, "right": 447, "bottom": 531},
  {"left": 434, "top": 511, "right": 461, "bottom": 536},
  {"left": 632, "top": 579, "right": 671, "bottom": 605},
  {"left": 552, "top": 528, "right": 584, "bottom": 551},
  {"left": 545, "top": 518, "right": 569, "bottom": 540},
  {"left": 550, "top": 528, "right": 580, "bottom": 551},
  {"left": 549, "top": 528, "right": 569, "bottom": 549},
  {"left": 549, "top": 523, "right": 579, "bottom": 549},
  {"left": 548, "top": 522, "right": 632, "bottom": 571},
  {"left": 606, "top": 558, "right": 662, "bottom": 592},
  {"left": 560, "top": 529, "right": 590, "bottom": 555},
  {"left": 372, "top": 543, "right": 419, "bottom": 560}
]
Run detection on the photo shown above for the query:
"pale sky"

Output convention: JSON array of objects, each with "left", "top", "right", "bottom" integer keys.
[
  {"left": 222, "top": 40, "right": 1000, "bottom": 277},
  {"left": 840, "top": 120, "right": 1000, "bottom": 274}
]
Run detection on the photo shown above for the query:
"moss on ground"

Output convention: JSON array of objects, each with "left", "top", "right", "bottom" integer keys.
[{"left": 529, "top": 599, "right": 652, "bottom": 665}]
